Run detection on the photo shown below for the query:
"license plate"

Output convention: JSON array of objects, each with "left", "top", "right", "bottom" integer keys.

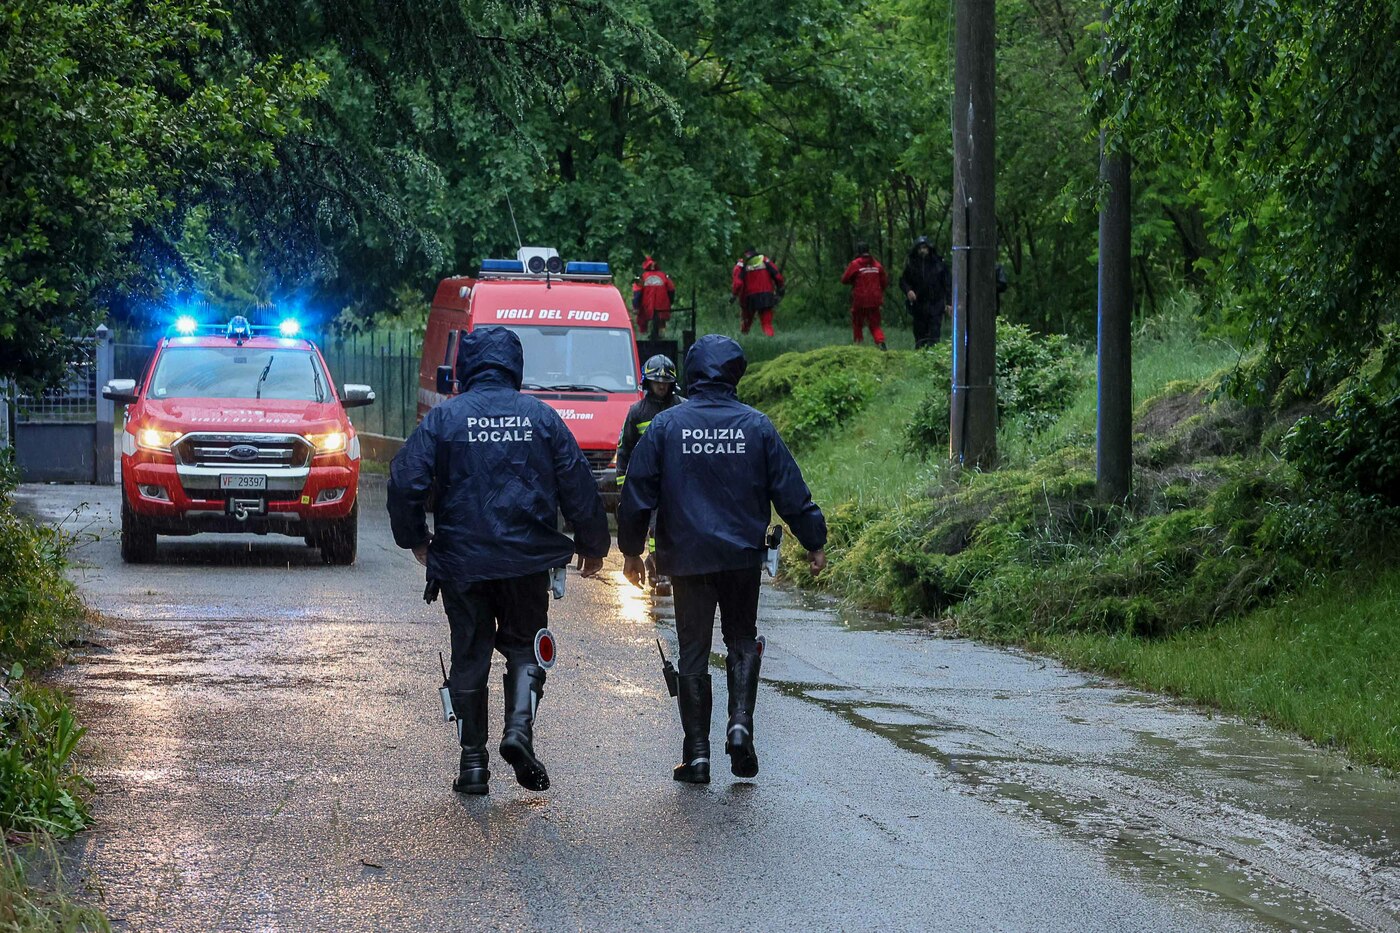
[{"left": 220, "top": 474, "right": 266, "bottom": 491}]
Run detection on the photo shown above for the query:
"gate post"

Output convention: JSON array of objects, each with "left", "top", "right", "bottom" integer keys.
[{"left": 95, "top": 325, "right": 115, "bottom": 485}]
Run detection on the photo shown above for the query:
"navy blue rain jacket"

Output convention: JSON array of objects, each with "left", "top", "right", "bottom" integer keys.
[
  {"left": 617, "top": 335, "right": 826, "bottom": 576},
  {"left": 388, "top": 327, "right": 610, "bottom": 583}
]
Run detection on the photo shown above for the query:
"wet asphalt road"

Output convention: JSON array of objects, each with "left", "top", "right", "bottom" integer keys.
[{"left": 19, "top": 481, "right": 1400, "bottom": 932}]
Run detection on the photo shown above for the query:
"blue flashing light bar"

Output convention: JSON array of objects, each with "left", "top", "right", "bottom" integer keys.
[
  {"left": 481, "top": 259, "right": 525, "bottom": 273},
  {"left": 278, "top": 318, "right": 301, "bottom": 338},
  {"left": 174, "top": 315, "right": 198, "bottom": 336},
  {"left": 564, "top": 261, "right": 610, "bottom": 275}
]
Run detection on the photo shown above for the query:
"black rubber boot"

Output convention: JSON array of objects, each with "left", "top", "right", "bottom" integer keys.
[
  {"left": 673, "top": 673, "right": 712, "bottom": 784},
  {"left": 724, "top": 644, "right": 762, "bottom": 778},
  {"left": 500, "top": 665, "right": 550, "bottom": 792},
  {"left": 451, "top": 689, "right": 490, "bottom": 795}
]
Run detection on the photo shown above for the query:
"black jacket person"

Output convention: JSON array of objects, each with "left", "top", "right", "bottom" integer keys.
[
  {"left": 899, "top": 236, "right": 952, "bottom": 347},
  {"left": 617, "top": 335, "right": 826, "bottom": 784},
  {"left": 388, "top": 326, "right": 609, "bottom": 795}
]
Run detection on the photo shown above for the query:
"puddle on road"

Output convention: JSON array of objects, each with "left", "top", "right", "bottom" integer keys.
[
  {"left": 648, "top": 582, "right": 1400, "bottom": 932},
  {"left": 69, "top": 617, "right": 385, "bottom": 695},
  {"left": 772, "top": 678, "right": 1372, "bottom": 932}
]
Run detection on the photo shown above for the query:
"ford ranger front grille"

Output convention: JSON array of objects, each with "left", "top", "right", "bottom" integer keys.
[{"left": 173, "top": 433, "right": 312, "bottom": 468}]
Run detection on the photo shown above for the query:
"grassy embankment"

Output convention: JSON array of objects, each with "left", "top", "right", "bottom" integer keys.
[
  {"left": 743, "top": 308, "right": 1400, "bottom": 770},
  {"left": 0, "top": 460, "right": 108, "bottom": 931}
]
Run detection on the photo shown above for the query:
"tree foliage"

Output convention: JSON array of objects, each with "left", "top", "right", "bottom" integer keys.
[
  {"left": 1105, "top": 0, "right": 1400, "bottom": 394},
  {"left": 6, "top": 0, "right": 1398, "bottom": 413},
  {"left": 0, "top": 0, "right": 320, "bottom": 387}
]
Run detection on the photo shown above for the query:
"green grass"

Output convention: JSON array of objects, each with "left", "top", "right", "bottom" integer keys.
[
  {"left": 1045, "top": 566, "right": 1400, "bottom": 770},
  {"left": 695, "top": 305, "right": 922, "bottom": 366},
  {"left": 0, "top": 836, "right": 108, "bottom": 932},
  {"left": 999, "top": 304, "right": 1239, "bottom": 468},
  {"left": 787, "top": 354, "right": 950, "bottom": 510}
]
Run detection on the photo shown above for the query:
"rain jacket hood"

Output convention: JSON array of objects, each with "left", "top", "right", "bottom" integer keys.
[
  {"left": 685, "top": 335, "right": 748, "bottom": 396},
  {"left": 455, "top": 326, "right": 524, "bottom": 390}
]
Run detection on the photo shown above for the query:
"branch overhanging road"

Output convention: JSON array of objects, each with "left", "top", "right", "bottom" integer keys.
[{"left": 20, "top": 482, "right": 1400, "bottom": 932}]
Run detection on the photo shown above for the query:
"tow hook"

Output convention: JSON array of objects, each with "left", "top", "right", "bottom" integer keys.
[{"left": 229, "top": 498, "right": 261, "bottom": 522}]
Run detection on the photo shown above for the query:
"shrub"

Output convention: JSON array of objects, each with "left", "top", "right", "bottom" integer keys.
[
  {"left": 0, "top": 457, "right": 83, "bottom": 672},
  {"left": 903, "top": 321, "right": 1081, "bottom": 457},
  {"left": 0, "top": 674, "right": 90, "bottom": 837},
  {"left": 740, "top": 345, "right": 911, "bottom": 450},
  {"left": 1284, "top": 327, "right": 1400, "bottom": 506},
  {"left": 782, "top": 368, "right": 878, "bottom": 449},
  {"left": 0, "top": 455, "right": 93, "bottom": 841}
]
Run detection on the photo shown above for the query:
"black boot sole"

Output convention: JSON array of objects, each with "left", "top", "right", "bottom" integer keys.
[
  {"left": 725, "top": 727, "right": 759, "bottom": 778},
  {"left": 500, "top": 737, "right": 550, "bottom": 792}
]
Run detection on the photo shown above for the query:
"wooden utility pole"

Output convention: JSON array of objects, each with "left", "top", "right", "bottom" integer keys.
[
  {"left": 949, "top": 0, "right": 997, "bottom": 468},
  {"left": 1096, "top": 3, "right": 1132, "bottom": 499}
]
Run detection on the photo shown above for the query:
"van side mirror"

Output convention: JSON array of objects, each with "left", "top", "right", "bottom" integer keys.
[
  {"left": 102, "top": 379, "right": 139, "bottom": 404},
  {"left": 436, "top": 365, "right": 458, "bottom": 396},
  {"left": 341, "top": 384, "right": 375, "bottom": 408}
]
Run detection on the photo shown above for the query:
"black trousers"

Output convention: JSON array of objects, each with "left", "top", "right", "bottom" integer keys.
[
  {"left": 440, "top": 573, "right": 549, "bottom": 692},
  {"left": 910, "top": 301, "right": 945, "bottom": 348},
  {"left": 671, "top": 567, "right": 762, "bottom": 676}
]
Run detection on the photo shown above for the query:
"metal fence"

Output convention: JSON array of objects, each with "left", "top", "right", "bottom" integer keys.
[
  {"left": 14, "top": 338, "right": 99, "bottom": 425},
  {"left": 109, "top": 328, "right": 423, "bottom": 441},
  {"left": 9, "top": 328, "right": 115, "bottom": 483},
  {"left": 320, "top": 331, "right": 421, "bottom": 440}
]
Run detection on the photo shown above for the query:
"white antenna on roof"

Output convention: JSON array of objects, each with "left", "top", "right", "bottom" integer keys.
[{"left": 505, "top": 195, "right": 523, "bottom": 250}]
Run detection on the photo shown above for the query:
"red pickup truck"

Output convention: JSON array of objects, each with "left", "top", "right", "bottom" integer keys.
[{"left": 103, "top": 316, "right": 375, "bottom": 564}]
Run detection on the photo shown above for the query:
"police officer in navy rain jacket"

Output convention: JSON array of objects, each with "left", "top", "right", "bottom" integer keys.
[
  {"left": 618, "top": 335, "right": 827, "bottom": 784},
  {"left": 388, "top": 327, "right": 610, "bottom": 795}
]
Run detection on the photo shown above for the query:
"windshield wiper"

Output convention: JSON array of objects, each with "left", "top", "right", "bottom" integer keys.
[
  {"left": 309, "top": 357, "right": 326, "bottom": 403},
  {"left": 255, "top": 355, "right": 275, "bottom": 399},
  {"left": 520, "top": 382, "right": 547, "bottom": 391},
  {"left": 542, "top": 383, "right": 610, "bottom": 393}
]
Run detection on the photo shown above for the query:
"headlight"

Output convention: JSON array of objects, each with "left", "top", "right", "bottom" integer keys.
[
  {"left": 137, "top": 428, "right": 182, "bottom": 451},
  {"left": 308, "top": 431, "right": 347, "bottom": 455}
]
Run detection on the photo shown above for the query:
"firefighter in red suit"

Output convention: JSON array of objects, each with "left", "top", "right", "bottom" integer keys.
[
  {"left": 637, "top": 256, "right": 676, "bottom": 336},
  {"left": 731, "top": 248, "right": 785, "bottom": 337},
  {"left": 841, "top": 242, "right": 889, "bottom": 350}
]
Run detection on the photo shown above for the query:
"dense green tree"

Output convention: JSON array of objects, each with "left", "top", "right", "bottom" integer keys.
[
  {"left": 0, "top": 0, "right": 320, "bottom": 387},
  {"left": 1105, "top": 0, "right": 1400, "bottom": 393}
]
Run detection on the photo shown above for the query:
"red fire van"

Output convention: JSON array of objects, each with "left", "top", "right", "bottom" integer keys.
[{"left": 419, "top": 249, "right": 641, "bottom": 508}]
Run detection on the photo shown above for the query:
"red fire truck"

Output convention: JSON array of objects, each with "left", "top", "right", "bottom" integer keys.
[{"left": 419, "top": 249, "right": 641, "bottom": 508}]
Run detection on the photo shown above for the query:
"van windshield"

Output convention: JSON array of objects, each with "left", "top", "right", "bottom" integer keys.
[
  {"left": 496, "top": 325, "right": 637, "bottom": 393},
  {"left": 149, "top": 347, "right": 329, "bottom": 402}
]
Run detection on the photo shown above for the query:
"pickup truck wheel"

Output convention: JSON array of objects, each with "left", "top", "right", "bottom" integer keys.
[
  {"left": 319, "top": 503, "right": 358, "bottom": 565},
  {"left": 120, "top": 498, "right": 158, "bottom": 564}
]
